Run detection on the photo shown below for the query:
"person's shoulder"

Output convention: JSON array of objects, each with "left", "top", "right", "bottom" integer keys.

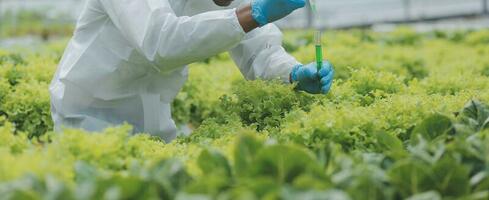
[{"left": 82, "top": 0, "right": 106, "bottom": 15}]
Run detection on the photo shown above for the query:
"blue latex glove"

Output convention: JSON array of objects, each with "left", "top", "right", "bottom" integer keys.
[
  {"left": 290, "top": 61, "right": 335, "bottom": 94},
  {"left": 251, "top": 0, "right": 306, "bottom": 26}
]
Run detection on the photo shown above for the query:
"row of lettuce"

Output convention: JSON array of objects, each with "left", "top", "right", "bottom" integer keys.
[
  {"left": 2, "top": 100, "right": 489, "bottom": 199},
  {"left": 1, "top": 29, "right": 489, "bottom": 199}
]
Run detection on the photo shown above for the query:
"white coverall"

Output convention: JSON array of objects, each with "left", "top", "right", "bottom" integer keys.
[{"left": 50, "top": 0, "right": 300, "bottom": 142}]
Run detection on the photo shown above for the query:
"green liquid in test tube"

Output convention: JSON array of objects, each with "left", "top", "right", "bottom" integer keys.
[
  {"left": 315, "top": 31, "right": 323, "bottom": 71},
  {"left": 309, "top": 0, "right": 323, "bottom": 72}
]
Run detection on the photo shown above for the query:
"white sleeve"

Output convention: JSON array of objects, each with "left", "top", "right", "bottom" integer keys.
[
  {"left": 229, "top": 24, "right": 300, "bottom": 83},
  {"left": 99, "top": 0, "right": 246, "bottom": 73}
]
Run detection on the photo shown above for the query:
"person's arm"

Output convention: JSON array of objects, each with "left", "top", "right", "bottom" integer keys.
[
  {"left": 236, "top": 4, "right": 259, "bottom": 33},
  {"left": 229, "top": 23, "right": 335, "bottom": 94},
  {"left": 99, "top": 0, "right": 253, "bottom": 73},
  {"left": 229, "top": 24, "right": 300, "bottom": 83}
]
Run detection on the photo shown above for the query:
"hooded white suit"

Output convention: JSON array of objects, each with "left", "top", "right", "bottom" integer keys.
[{"left": 50, "top": 0, "right": 300, "bottom": 142}]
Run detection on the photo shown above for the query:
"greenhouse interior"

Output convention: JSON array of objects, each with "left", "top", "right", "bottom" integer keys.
[{"left": 1, "top": 0, "right": 489, "bottom": 199}]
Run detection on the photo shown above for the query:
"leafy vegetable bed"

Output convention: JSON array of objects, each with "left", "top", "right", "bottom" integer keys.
[{"left": 1, "top": 28, "right": 489, "bottom": 199}]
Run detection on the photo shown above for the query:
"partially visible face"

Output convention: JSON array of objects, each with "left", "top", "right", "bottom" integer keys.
[{"left": 213, "top": 0, "right": 234, "bottom": 7}]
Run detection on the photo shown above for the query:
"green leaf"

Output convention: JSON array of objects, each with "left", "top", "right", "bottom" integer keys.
[
  {"left": 237, "top": 177, "right": 280, "bottom": 198},
  {"left": 215, "top": 187, "right": 258, "bottom": 200},
  {"left": 198, "top": 149, "right": 232, "bottom": 177},
  {"left": 250, "top": 145, "right": 323, "bottom": 184},
  {"left": 175, "top": 193, "right": 212, "bottom": 200},
  {"left": 100, "top": 175, "right": 148, "bottom": 199},
  {"left": 184, "top": 175, "right": 230, "bottom": 196},
  {"left": 234, "top": 133, "right": 264, "bottom": 176},
  {"left": 406, "top": 191, "right": 441, "bottom": 200},
  {"left": 482, "top": 117, "right": 489, "bottom": 130},
  {"left": 411, "top": 114, "right": 453, "bottom": 144},
  {"left": 471, "top": 171, "right": 489, "bottom": 192},
  {"left": 281, "top": 188, "right": 351, "bottom": 200},
  {"left": 150, "top": 159, "right": 192, "bottom": 199},
  {"left": 375, "top": 131, "right": 404, "bottom": 152},
  {"left": 431, "top": 156, "right": 470, "bottom": 197},
  {"left": 388, "top": 159, "right": 434, "bottom": 198},
  {"left": 459, "top": 100, "right": 489, "bottom": 131},
  {"left": 44, "top": 175, "right": 73, "bottom": 200},
  {"left": 74, "top": 161, "right": 99, "bottom": 183}
]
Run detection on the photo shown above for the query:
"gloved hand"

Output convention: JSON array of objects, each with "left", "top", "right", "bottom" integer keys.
[
  {"left": 251, "top": 0, "right": 306, "bottom": 26},
  {"left": 290, "top": 61, "right": 335, "bottom": 94}
]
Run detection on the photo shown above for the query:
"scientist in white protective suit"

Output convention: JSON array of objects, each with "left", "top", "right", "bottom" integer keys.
[{"left": 49, "top": 0, "right": 335, "bottom": 142}]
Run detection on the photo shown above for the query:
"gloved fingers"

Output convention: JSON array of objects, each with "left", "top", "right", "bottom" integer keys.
[
  {"left": 321, "top": 81, "right": 333, "bottom": 94},
  {"left": 252, "top": 0, "right": 307, "bottom": 26},
  {"left": 290, "top": 65, "right": 302, "bottom": 82},
  {"left": 320, "top": 68, "right": 334, "bottom": 94},
  {"left": 298, "top": 65, "right": 319, "bottom": 81},
  {"left": 272, "top": 0, "right": 306, "bottom": 22},
  {"left": 319, "top": 61, "right": 334, "bottom": 77},
  {"left": 320, "top": 69, "right": 334, "bottom": 85},
  {"left": 289, "top": 0, "right": 307, "bottom": 9}
]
